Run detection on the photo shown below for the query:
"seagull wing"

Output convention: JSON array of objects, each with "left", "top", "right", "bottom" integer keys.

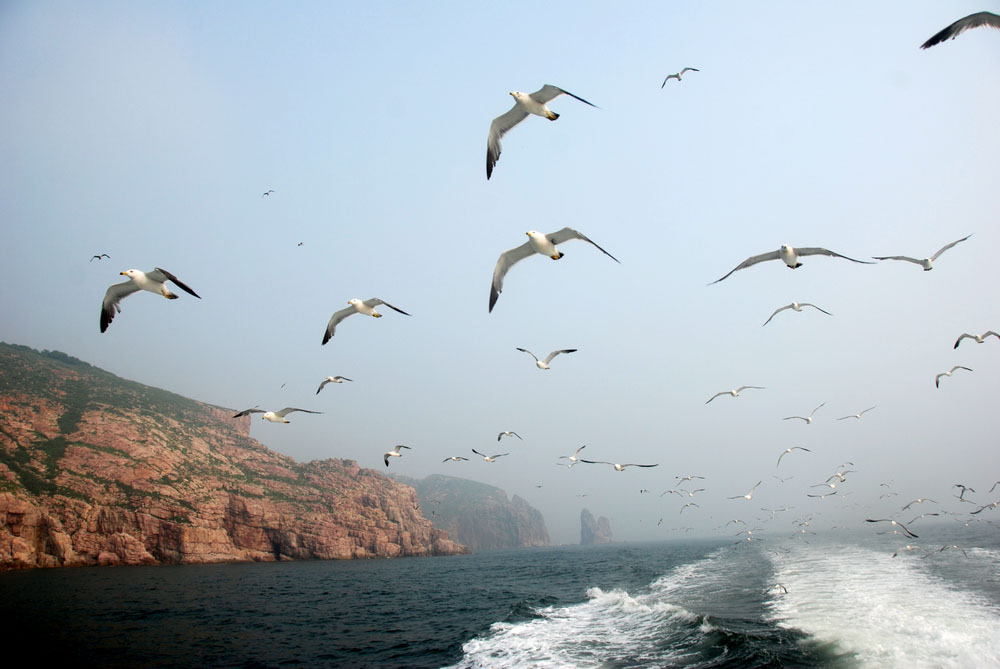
[
  {"left": 275, "top": 407, "right": 322, "bottom": 417},
  {"left": 680, "top": 67, "right": 700, "bottom": 74},
  {"left": 709, "top": 250, "right": 781, "bottom": 284},
  {"left": 543, "top": 349, "right": 577, "bottom": 365},
  {"left": 872, "top": 255, "right": 923, "bottom": 265},
  {"left": 929, "top": 234, "right": 972, "bottom": 261},
  {"left": 952, "top": 366, "right": 973, "bottom": 373},
  {"left": 493, "top": 453, "right": 510, "bottom": 459},
  {"left": 802, "top": 303, "right": 833, "bottom": 316},
  {"left": 316, "top": 379, "right": 331, "bottom": 394},
  {"left": 322, "top": 305, "right": 358, "bottom": 344},
  {"left": 362, "top": 298, "right": 411, "bottom": 316},
  {"left": 810, "top": 402, "right": 826, "bottom": 416},
  {"left": 705, "top": 392, "right": 727, "bottom": 404},
  {"left": 515, "top": 347, "right": 540, "bottom": 363},
  {"left": 529, "top": 85, "right": 598, "bottom": 108},
  {"left": 794, "top": 248, "right": 872, "bottom": 264},
  {"left": 490, "top": 241, "right": 536, "bottom": 312},
  {"left": 487, "top": 103, "right": 529, "bottom": 179},
  {"left": 661, "top": 73, "right": 679, "bottom": 88},
  {"left": 921, "top": 11, "right": 1000, "bottom": 49},
  {"left": 545, "top": 227, "right": 620, "bottom": 263},
  {"left": 623, "top": 463, "right": 659, "bottom": 468},
  {"left": 232, "top": 408, "right": 266, "bottom": 418},
  {"left": 151, "top": 268, "right": 201, "bottom": 298},
  {"left": 736, "top": 386, "right": 764, "bottom": 392},
  {"left": 100, "top": 280, "right": 142, "bottom": 332},
  {"left": 579, "top": 459, "right": 613, "bottom": 465},
  {"left": 763, "top": 304, "right": 792, "bottom": 326}
]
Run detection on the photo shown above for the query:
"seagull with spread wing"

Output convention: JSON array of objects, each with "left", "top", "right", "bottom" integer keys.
[
  {"left": 763, "top": 302, "right": 832, "bottom": 326},
  {"left": 920, "top": 12, "right": 1000, "bottom": 49},
  {"left": 710, "top": 244, "right": 872, "bottom": 284},
  {"left": 661, "top": 67, "right": 699, "bottom": 87},
  {"left": 100, "top": 268, "right": 201, "bottom": 332},
  {"left": 322, "top": 298, "right": 410, "bottom": 344},
  {"left": 517, "top": 347, "right": 577, "bottom": 370},
  {"left": 954, "top": 331, "right": 999, "bottom": 349},
  {"left": 316, "top": 376, "right": 353, "bottom": 394},
  {"left": 706, "top": 386, "right": 765, "bottom": 404},
  {"left": 872, "top": 234, "right": 971, "bottom": 271},
  {"left": 232, "top": 407, "right": 322, "bottom": 423},
  {"left": 580, "top": 460, "right": 659, "bottom": 472}
]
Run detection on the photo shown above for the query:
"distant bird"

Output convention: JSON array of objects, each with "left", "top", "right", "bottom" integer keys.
[
  {"left": 807, "top": 491, "right": 838, "bottom": 499},
  {"left": 762, "top": 302, "right": 832, "bottom": 326},
  {"left": 486, "top": 85, "right": 597, "bottom": 179},
  {"left": 954, "top": 331, "right": 999, "bottom": 349},
  {"left": 90, "top": 253, "right": 110, "bottom": 262},
  {"left": 920, "top": 12, "right": 1000, "bottom": 49},
  {"left": 262, "top": 189, "right": 275, "bottom": 197},
  {"left": 866, "top": 518, "right": 918, "bottom": 539},
  {"left": 472, "top": 449, "right": 509, "bottom": 463},
  {"left": 728, "top": 481, "right": 762, "bottom": 501},
  {"left": 971, "top": 501, "right": 999, "bottom": 515},
  {"left": 442, "top": 456, "right": 469, "bottom": 462},
  {"left": 580, "top": 460, "right": 659, "bottom": 471},
  {"left": 901, "top": 498, "right": 937, "bottom": 511},
  {"left": 661, "top": 67, "right": 699, "bottom": 87},
  {"left": 907, "top": 513, "right": 940, "bottom": 525},
  {"left": 705, "top": 386, "right": 765, "bottom": 404},
  {"left": 676, "top": 475, "right": 706, "bottom": 483},
  {"left": 489, "top": 228, "right": 619, "bottom": 312},
  {"left": 837, "top": 406, "right": 876, "bottom": 420},
  {"left": 892, "top": 545, "right": 926, "bottom": 558},
  {"left": 322, "top": 298, "right": 410, "bottom": 344},
  {"left": 872, "top": 234, "right": 971, "bottom": 271},
  {"left": 771, "top": 584, "right": 788, "bottom": 594},
  {"left": 558, "top": 445, "right": 587, "bottom": 467},
  {"left": 232, "top": 407, "right": 322, "bottom": 423},
  {"left": 935, "top": 365, "right": 972, "bottom": 388},
  {"left": 953, "top": 484, "right": 975, "bottom": 500},
  {"left": 680, "top": 503, "right": 699, "bottom": 514},
  {"left": 316, "top": 376, "right": 354, "bottom": 394},
  {"left": 782, "top": 402, "right": 826, "bottom": 425},
  {"left": 710, "top": 244, "right": 872, "bottom": 284},
  {"left": 517, "top": 347, "right": 577, "bottom": 370},
  {"left": 100, "top": 268, "right": 201, "bottom": 332},
  {"left": 497, "top": 431, "right": 523, "bottom": 442},
  {"left": 991, "top": 481, "right": 1000, "bottom": 493},
  {"left": 926, "top": 544, "right": 969, "bottom": 559},
  {"left": 384, "top": 444, "right": 410, "bottom": 467},
  {"left": 776, "top": 446, "right": 811, "bottom": 467}
]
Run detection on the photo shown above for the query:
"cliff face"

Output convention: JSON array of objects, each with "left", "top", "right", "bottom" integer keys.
[
  {"left": 0, "top": 344, "right": 467, "bottom": 569},
  {"left": 580, "top": 508, "right": 612, "bottom": 545},
  {"left": 396, "top": 474, "right": 550, "bottom": 551}
]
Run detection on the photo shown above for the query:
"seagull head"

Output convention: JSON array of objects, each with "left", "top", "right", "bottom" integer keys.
[
  {"left": 121, "top": 269, "right": 142, "bottom": 280},
  {"left": 348, "top": 298, "right": 361, "bottom": 307}
]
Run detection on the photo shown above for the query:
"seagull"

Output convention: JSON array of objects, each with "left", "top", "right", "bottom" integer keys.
[
  {"left": 489, "top": 228, "right": 619, "bottom": 312},
  {"left": 807, "top": 491, "right": 838, "bottom": 499},
  {"left": 558, "top": 445, "right": 587, "bottom": 467},
  {"left": 837, "top": 406, "right": 876, "bottom": 420},
  {"left": 776, "top": 446, "right": 811, "bottom": 467},
  {"left": 710, "top": 244, "right": 872, "bottom": 284},
  {"left": 728, "top": 481, "right": 762, "bottom": 500},
  {"left": 907, "top": 513, "right": 940, "bottom": 525},
  {"left": 782, "top": 402, "right": 826, "bottom": 424},
  {"left": 384, "top": 444, "right": 410, "bottom": 467},
  {"left": 991, "top": 482, "right": 1000, "bottom": 493},
  {"left": 486, "top": 85, "right": 597, "bottom": 179},
  {"left": 232, "top": 407, "right": 322, "bottom": 423},
  {"left": 935, "top": 365, "right": 972, "bottom": 388},
  {"left": 872, "top": 234, "right": 971, "bottom": 271},
  {"left": 517, "top": 347, "right": 577, "bottom": 370},
  {"left": 866, "top": 518, "right": 918, "bottom": 538},
  {"left": 262, "top": 189, "right": 275, "bottom": 197},
  {"left": 680, "top": 503, "right": 699, "bottom": 514},
  {"left": 953, "top": 484, "right": 975, "bottom": 500},
  {"left": 892, "top": 545, "right": 926, "bottom": 558},
  {"left": 322, "top": 298, "right": 410, "bottom": 344},
  {"left": 472, "top": 449, "right": 509, "bottom": 463},
  {"left": 316, "top": 376, "right": 354, "bottom": 394},
  {"left": 954, "top": 331, "right": 999, "bottom": 349},
  {"left": 100, "top": 268, "right": 201, "bottom": 332},
  {"left": 901, "top": 498, "right": 937, "bottom": 511},
  {"left": 762, "top": 302, "right": 832, "bottom": 326},
  {"left": 497, "top": 431, "right": 523, "bottom": 442},
  {"left": 971, "top": 501, "right": 999, "bottom": 515},
  {"left": 442, "top": 456, "right": 469, "bottom": 462},
  {"left": 90, "top": 253, "right": 110, "bottom": 262},
  {"left": 580, "top": 460, "right": 659, "bottom": 471},
  {"left": 705, "top": 386, "right": 765, "bottom": 404},
  {"left": 676, "top": 475, "right": 706, "bottom": 483},
  {"left": 920, "top": 12, "right": 1000, "bottom": 49},
  {"left": 661, "top": 67, "right": 699, "bottom": 87}
]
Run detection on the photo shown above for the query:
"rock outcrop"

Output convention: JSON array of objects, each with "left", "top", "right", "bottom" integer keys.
[
  {"left": 0, "top": 344, "right": 467, "bottom": 569},
  {"left": 580, "top": 508, "right": 612, "bottom": 545},
  {"left": 395, "top": 474, "right": 550, "bottom": 550}
]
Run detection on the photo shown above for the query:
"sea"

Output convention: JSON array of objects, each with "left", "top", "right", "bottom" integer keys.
[{"left": 2, "top": 523, "right": 998, "bottom": 668}]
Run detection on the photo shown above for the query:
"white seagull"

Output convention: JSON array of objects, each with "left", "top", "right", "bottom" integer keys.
[
  {"left": 776, "top": 446, "right": 811, "bottom": 467},
  {"left": 728, "top": 481, "right": 762, "bottom": 501},
  {"left": 710, "top": 244, "right": 872, "bottom": 284},
  {"left": 384, "top": 444, "right": 411, "bottom": 467},
  {"left": 472, "top": 449, "right": 509, "bottom": 463},
  {"left": 920, "top": 12, "right": 1000, "bottom": 49},
  {"left": 232, "top": 407, "right": 322, "bottom": 423},
  {"left": 100, "top": 268, "right": 201, "bottom": 332},
  {"left": 489, "top": 228, "right": 619, "bottom": 312},
  {"left": 497, "top": 431, "right": 523, "bottom": 442},
  {"left": 486, "top": 85, "right": 597, "bottom": 179},
  {"left": 935, "top": 365, "right": 972, "bottom": 388},
  {"left": 661, "top": 67, "right": 699, "bottom": 87},
  {"left": 901, "top": 498, "right": 937, "bottom": 511},
  {"left": 782, "top": 402, "right": 826, "bottom": 425},
  {"left": 580, "top": 460, "right": 659, "bottom": 471},
  {"left": 517, "top": 347, "right": 577, "bottom": 370},
  {"left": 762, "top": 302, "right": 832, "bottom": 326},
  {"left": 872, "top": 234, "right": 971, "bottom": 271},
  {"left": 558, "top": 445, "right": 587, "bottom": 467},
  {"left": 322, "top": 298, "right": 410, "bottom": 344},
  {"left": 837, "top": 406, "right": 876, "bottom": 420},
  {"left": 705, "top": 386, "right": 765, "bottom": 404},
  {"left": 954, "top": 331, "right": 999, "bottom": 349},
  {"left": 316, "top": 376, "right": 354, "bottom": 394},
  {"left": 442, "top": 456, "right": 469, "bottom": 462},
  {"left": 866, "top": 518, "right": 918, "bottom": 539}
]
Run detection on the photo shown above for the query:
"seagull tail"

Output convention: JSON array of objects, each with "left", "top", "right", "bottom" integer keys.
[
  {"left": 546, "top": 111, "right": 559, "bottom": 121},
  {"left": 163, "top": 291, "right": 179, "bottom": 300},
  {"left": 552, "top": 251, "right": 565, "bottom": 260}
]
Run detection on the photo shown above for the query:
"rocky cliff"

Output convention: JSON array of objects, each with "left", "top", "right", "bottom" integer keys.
[
  {"left": 580, "top": 508, "right": 612, "bottom": 545},
  {"left": 394, "top": 474, "right": 550, "bottom": 550},
  {"left": 0, "top": 344, "right": 467, "bottom": 569}
]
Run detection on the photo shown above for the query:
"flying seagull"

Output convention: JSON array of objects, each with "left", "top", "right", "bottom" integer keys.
[
  {"left": 489, "top": 228, "right": 619, "bottom": 312},
  {"left": 872, "top": 234, "right": 971, "bottom": 271},
  {"left": 517, "top": 347, "right": 577, "bottom": 370},
  {"left": 232, "top": 407, "right": 322, "bottom": 423},
  {"left": 661, "top": 67, "right": 699, "bottom": 87},
  {"left": 384, "top": 444, "right": 410, "bottom": 467},
  {"left": 90, "top": 253, "right": 110, "bottom": 262},
  {"left": 472, "top": 448, "right": 509, "bottom": 463},
  {"left": 866, "top": 518, "right": 918, "bottom": 539},
  {"left": 262, "top": 189, "right": 275, "bottom": 197},
  {"left": 316, "top": 376, "right": 354, "bottom": 394},
  {"left": 486, "top": 85, "right": 597, "bottom": 179},
  {"left": 935, "top": 365, "right": 972, "bottom": 388},
  {"left": 920, "top": 12, "right": 1000, "bottom": 49},
  {"left": 762, "top": 302, "right": 832, "bottom": 326},
  {"left": 558, "top": 444, "right": 587, "bottom": 467},
  {"left": 728, "top": 481, "right": 762, "bottom": 500},
  {"left": 442, "top": 456, "right": 469, "bottom": 462},
  {"left": 497, "top": 431, "right": 523, "bottom": 441},
  {"left": 901, "top": 498, "right": 937, "bottom": 511},
  {"left": 580, "top": 460, "right": 659, "bottom": 471},
  {"left": 322, "top": 298, "right": 410, "bottom": 344},
  {"left": 776, "top": 446, "right": 811, "bottom": 467},
  {"left": 782, "top": 402, "right": 826, "bottom": 425},
  {"left": 706, "top": 386, "right": 765, "bottom": 404},
  {"left": 837, "top": 406, "right": 876, "bottom": 420},
  {"left": 954, "top": 331, "right": 999, "bottom": 349},
  {"left": 710, "top": 244, "right": 872, "bottom": 284},
  {"left": 100, "top": 268, "right": 201, "bottom": 332}
]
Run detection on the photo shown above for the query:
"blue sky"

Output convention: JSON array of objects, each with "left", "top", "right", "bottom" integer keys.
[{"left": 2, "top": 1, "right": 999, "bottom": 544}]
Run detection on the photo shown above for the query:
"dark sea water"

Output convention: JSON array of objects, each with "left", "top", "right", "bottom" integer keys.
[{"left": 3, "top": 524, "right": 998, "bottom": 668}]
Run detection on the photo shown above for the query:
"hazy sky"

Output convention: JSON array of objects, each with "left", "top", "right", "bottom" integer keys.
[{"left": 2, "top": 1, "right": 999, "bottom": 544}]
